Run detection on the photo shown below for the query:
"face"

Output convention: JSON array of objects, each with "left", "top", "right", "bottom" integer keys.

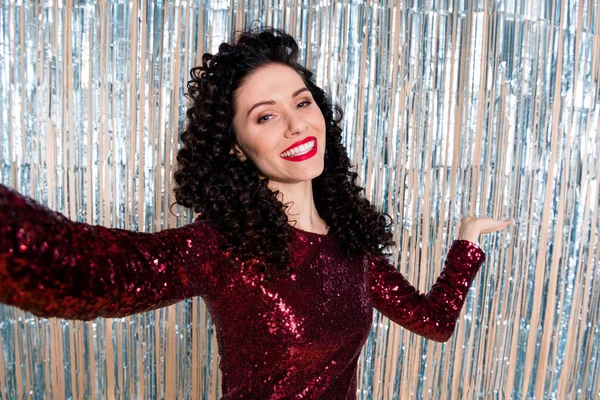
[{"left": 231, "top": 63, "right": 326, "bottom": 186}]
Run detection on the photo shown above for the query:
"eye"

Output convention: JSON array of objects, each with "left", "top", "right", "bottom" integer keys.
[
  {"left": 256, "top": 101, "right": 312, "bottom": 124},
  {"left": 257, "top": 114, "right": 272, "bottom": 124}
]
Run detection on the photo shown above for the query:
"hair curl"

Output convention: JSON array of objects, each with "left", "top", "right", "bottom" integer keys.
[{"left": 173, "top": 26, "right": 394, "bottom": 281}]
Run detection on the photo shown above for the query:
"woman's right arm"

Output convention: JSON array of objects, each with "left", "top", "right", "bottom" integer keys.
[{"left": 0, "top": 184, "right": 224, "bottom": 321}]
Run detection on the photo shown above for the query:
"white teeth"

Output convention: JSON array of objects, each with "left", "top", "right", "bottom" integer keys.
[{"left": 281, "top": 140, "right": 316, "bottom": 158}]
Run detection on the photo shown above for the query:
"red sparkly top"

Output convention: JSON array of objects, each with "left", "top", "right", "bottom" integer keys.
[{"left": 0, "top": 184, "right": 486, "bottom": 399}]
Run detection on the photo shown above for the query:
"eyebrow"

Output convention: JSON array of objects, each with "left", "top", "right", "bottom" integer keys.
[{"left": 246, "top": 87, "right": 311, "bottom": 118}]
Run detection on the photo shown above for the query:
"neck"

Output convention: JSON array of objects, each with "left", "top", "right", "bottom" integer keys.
[{"left": 268, "top": 180, "right": 328, "bottom": 234}]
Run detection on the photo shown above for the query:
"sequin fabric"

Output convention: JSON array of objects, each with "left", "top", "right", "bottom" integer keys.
[{"left": 0, "top": 184, "right": 486, "bottom": 399}]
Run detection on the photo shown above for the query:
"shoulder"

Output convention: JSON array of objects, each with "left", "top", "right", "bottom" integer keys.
[{"left": 187, "top": 217, "right": 226, "bottom": 241}]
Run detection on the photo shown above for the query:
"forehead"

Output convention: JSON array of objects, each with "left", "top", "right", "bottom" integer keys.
[{"left": 234, "top": 64, "right": 306, "bottom": 104}]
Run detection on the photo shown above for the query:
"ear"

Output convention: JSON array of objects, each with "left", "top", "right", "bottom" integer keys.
[{"left": 230, "top": 142, "right": 248, "bottom": 162}]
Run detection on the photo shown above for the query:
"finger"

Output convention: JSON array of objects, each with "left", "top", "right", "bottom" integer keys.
[
  {"left": 480, "top": 220, "right": 512, "bottom": 233},
  {"left": 462, "top": 217, "right": 511, "bottom": 223}
]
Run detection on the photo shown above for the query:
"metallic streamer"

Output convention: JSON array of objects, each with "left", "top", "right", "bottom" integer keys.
[{"left": 0, "top": 0, "right": 598, "bottom": 398}]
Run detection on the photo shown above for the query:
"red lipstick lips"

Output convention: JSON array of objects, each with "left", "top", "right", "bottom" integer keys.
[
  {"left": 281, "top": 136, "right": 317, "bottom": 153},
  {"left": 280, "top": 136, "right": 318, "bottom": 162}
]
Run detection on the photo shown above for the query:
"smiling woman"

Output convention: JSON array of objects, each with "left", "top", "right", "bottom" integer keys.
[
  {"left": 231, "top": 64, "right": 327, "bottom": 217},
  {"left": 0, "top": 26, "right": 510, "bottom": 399},
  {"left": 173, "top": 27, "right": 398, "bottom": 272}
]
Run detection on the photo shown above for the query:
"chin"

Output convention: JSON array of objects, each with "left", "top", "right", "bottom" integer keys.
[{"left": 288, "top": 167, "right": 324, "bottom": 183}]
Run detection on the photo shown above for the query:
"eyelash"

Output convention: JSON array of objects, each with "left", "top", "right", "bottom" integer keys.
[{"left": 257, "top": 101, "right": 312, "bottom": 124}]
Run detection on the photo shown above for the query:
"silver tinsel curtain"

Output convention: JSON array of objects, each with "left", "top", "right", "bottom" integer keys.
[{"left": 0, "top": 0, "right": 598, "bottom": 398}]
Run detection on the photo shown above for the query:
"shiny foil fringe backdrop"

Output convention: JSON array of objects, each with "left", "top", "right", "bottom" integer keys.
[{"left": 0, "top": 0, "right": 598, "bottom": 398}]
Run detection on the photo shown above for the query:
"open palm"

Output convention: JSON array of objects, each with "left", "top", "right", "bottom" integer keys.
[{"left": 458, "top": 216, "right": 512, "bottom": 244}]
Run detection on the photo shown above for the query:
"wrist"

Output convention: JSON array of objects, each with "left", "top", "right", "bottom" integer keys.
[{"left": 457, "top": 234, "right": 480, "bottom": 245}]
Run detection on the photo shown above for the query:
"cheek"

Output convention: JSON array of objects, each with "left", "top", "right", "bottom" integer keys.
[
  {"left": 312, "top": 110, "right": 326, "bottom": 130},
  {"left": 244, "top": 136, "right": 280, "bottom": 160}
]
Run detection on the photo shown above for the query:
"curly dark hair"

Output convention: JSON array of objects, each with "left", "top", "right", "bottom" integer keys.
[{"left": 172, "top": 26, "right": 394, "bottom": 280}]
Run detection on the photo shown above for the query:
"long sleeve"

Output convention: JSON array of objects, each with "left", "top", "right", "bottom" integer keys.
[
  {"left": 368, "top": 240, "right": 486, "bottom": 342},
  {"left": 0, "top": 184, "right": 224, "bottom": 321}
]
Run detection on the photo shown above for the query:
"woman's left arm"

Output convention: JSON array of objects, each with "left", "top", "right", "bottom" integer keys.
[
  {"left": 368, "top": 240, "right": 486, "bottom": 342},
  {"left": 369, "top": 216, "right": 511, "bottom": 342}
]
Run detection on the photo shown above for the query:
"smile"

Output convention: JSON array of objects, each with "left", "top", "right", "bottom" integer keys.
[{"left": 280, "top": 138, "right": 318, "bottom": 162}]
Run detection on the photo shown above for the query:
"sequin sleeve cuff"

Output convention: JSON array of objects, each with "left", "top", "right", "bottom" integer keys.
[
  {"left": 368, "top": 240, "right": 486, "bottom": 342},
  {"left": 0, "top": 184, "right": 223, "bottom": 321}
]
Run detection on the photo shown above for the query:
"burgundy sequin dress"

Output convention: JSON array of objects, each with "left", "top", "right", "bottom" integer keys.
[{"left": 0, "top": 184, "right": 485, "bottom": 399}]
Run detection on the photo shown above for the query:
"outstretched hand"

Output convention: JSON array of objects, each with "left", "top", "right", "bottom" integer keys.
[{"left": 457, "top": 216, "right": 512, "bottom": 245}]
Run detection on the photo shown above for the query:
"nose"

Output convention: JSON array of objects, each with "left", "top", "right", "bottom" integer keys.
[{"left": 283, "top": 108, "right": 307, "bottom": 138}]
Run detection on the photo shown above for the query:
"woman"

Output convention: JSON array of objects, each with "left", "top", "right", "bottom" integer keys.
[{"left": 0, "top": 27, "right": 511, "bottom": 399}]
